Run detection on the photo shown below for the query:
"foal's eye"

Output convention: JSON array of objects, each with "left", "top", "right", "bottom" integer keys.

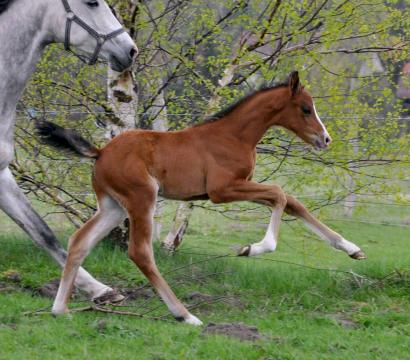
[
  {"left": 86, "top": 1, "right": 99, "bottom": 8},
  {"left": 301, "top": 106, "right": 311, "bottom": 116}
]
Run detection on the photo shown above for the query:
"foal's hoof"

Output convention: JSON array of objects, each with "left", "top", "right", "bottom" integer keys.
[
  {"left": 175, "top": 313, "right": 203, "bottom": 326},
  {"left": 184, "top": 313, "right": 203, "bottom": 326},
  {"left": 51, "top": 307, "right": 69, "bottom": 317},
  {"left": 237, "top": 245, "right": 251, "bottom": 257},
  {"left": 93, "top": 290, "right": 125, "bottom": 305},
  {"left": 349, "top": 250, "right": 366, "bottom": 260}
]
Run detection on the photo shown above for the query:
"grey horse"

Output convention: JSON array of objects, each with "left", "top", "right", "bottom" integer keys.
[{"left": 0, "top": 0, "right": 137, "bottom": 301}]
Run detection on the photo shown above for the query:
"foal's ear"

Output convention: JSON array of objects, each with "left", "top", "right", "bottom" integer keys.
[{"left": 288, "top": 71, "right": 301, "bottom": 96}]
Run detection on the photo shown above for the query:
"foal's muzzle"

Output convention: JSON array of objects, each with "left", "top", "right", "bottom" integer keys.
[{"left": 313, "top": 133, "right": 332, "bottom": 150}]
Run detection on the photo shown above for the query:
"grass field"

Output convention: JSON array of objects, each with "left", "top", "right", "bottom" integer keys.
[{"left": 0, "top": 202, "right": 409, "bottom": 360}]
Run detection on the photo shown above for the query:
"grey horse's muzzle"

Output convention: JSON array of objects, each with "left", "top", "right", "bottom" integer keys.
[{"left": 61, "top": 0, "right": 127, "bottom": 66}]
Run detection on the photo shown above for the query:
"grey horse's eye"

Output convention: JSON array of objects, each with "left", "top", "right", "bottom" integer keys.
[{"left": 86, "top": 1, "right": 99, "bottom": 8}]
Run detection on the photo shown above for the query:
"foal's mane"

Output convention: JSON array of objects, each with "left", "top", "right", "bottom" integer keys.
[
  {"left": 0, "top": 0, "right": 16, "bottom": 15},
  {"left": 203, "top": 81, "right": 289, "bottom": 124}
]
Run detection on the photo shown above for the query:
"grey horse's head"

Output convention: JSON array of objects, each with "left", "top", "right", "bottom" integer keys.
[{"left": 49, "top": 0, "right": 138, "bottom": 72}]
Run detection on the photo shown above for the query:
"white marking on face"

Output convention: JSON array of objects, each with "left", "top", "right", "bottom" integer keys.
[{"left": 312, "top": 102, "right": 330, "bottom": 139}]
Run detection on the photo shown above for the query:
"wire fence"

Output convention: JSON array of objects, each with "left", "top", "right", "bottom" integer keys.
[
  {"left": 10, "top": 109, "right": 410, "bottom": 230},
  {"left": 14, "top": 110, "right": 410, "bottom": 121}
]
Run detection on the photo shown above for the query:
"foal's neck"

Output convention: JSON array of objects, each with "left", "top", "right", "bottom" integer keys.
[{"left": 212, "top": 88, "right": 287, "bottom": 148}]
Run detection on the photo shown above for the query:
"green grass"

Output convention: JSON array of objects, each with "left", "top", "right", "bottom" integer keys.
[{"left": 0, "top": 205, "right": 409, "bottom": 360}]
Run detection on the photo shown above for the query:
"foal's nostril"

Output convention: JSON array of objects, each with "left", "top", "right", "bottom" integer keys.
[{"left": 324, "top": 136, "right": 332, "bottom": 146}]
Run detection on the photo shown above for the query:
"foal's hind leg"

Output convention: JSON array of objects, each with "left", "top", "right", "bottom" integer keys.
[
  {"left": 285, "top": 195, "right": 365, "bottom": 259},
  {"left": 125, "top": 188, "right": 202, "bottom": 325},
  {"left": 0, "top": 167, "right": 119, "bottom": 300},
  {"left": 52, "top": 196, "right": 126, "bottom": 314}
]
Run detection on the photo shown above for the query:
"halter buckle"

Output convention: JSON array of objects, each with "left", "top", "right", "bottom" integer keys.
[
  {"left": 67, "top": 12, "right": 75, "bottom": 20},
  {"left": 97, "top": 37, "right": 106, "bottom": 45}
]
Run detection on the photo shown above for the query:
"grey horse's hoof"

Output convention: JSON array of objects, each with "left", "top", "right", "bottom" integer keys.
[
  {"left": 237, "top": 245, "right": 251, "bottom": 257},
  {"left": 93, "top": 290, "right": 125, "bottom": 304},
  {"left": 349, "top": 250, "right": 366, "bottom": 260}
]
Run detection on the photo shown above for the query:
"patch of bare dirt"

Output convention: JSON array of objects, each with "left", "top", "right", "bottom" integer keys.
[
  {"left": 334, "top": 316, "right": 358, "bottom": 328},
  {"left": 121, "top": 287, "right": 155, "bottom": 301},
  {"left": 202, "top": 322, "right": 261, "bottom": 341},
  {"left": 36, "top": 279, "right": 62, "bottom": 298},
  {"left": 36, "top": 279, "right": 81, "bottom": 299},
  {"left": 1, "top": 270, "right": 21, "bottom": 283},
  {"left": 35, "top": 282, "right": 155, "bottom": 302},
  {"left": 0, "top": 323, "right": 17, "bottom": 330},
  {"left": 317, "top": 312, "right": 359, "bottom": 329},
  {"left": 185, "top": 291, "right": 214, "bottom": 303}
]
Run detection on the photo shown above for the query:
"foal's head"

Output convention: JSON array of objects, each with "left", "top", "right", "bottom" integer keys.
[{"left": 276, "top": 71, "right": 332, "bottom": 150}]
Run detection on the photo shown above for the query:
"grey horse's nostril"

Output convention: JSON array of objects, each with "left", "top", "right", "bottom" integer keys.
[{"left": 129, "top": 47, "right": 138, "bottom": 60}]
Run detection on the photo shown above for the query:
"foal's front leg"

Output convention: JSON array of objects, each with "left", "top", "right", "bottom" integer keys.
[
  {"left": 285, "top": 195, "right": 365, "bottom": 259},
  {"left": 209, "top": 181, "right": 287, "bottom": 257},
  {"left": 239, "top": 205, "right": 283, "bottom": 256}
]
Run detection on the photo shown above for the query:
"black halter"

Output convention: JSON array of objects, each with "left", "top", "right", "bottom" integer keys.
[{"left": 62, "top": 0, "right": 126, "bottom": 65}]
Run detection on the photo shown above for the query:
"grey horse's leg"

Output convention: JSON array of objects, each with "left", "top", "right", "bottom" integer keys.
[{"left": 0, "top": 167, "right": 123, "bottom": 300}]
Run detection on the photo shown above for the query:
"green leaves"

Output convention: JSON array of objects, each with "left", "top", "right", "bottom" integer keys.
[{"left": 15, "top": 0, "right": 410, "bottom": 223}]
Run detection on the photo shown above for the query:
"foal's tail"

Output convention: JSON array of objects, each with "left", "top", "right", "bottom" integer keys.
[{"left": 35, "top": 120, "right": 100, "bottom": 159}]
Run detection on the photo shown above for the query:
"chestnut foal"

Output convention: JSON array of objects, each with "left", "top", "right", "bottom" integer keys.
[{"left": 37, "top": 71, "right": 365, "bottom": 325}]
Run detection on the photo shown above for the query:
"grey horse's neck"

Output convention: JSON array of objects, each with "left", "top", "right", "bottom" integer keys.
[{"left": 0, "top": 0, "right": 52, "bottom": 120}]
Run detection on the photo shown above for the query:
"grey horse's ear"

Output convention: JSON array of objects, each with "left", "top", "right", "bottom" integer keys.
[{"left": 288, "top": 71, "right": 301, "bottom": 96}]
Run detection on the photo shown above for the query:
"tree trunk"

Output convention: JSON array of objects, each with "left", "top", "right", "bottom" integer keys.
[
  {"left": 161, "top": 202, "right": 194, "bottom": 251},
  {"left": 149, "top": 64, "right": 169, "bottom": 241},
  {"left": 106, "top": 69, "right": 139, "bottom": 138},
  {"left": 106, "top": 69, "right": 139, "bottom": 247},
  {"left": 161, "top": 46, "right": 241, "bottom": 252}
]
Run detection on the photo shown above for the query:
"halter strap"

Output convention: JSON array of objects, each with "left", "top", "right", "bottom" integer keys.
[{"left": 61, "top": 0, "right": 126, "bottom": 65}]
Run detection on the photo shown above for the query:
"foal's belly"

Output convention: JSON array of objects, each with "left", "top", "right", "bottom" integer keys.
[
  {"left": 160, "top": 192, "right": 210, "bottom": 201},
  {"left": 152, "top": 151, "right": 208, "bottom": 201},
  {"left": 156, "top": 168, "right": 208, "bottom": 201}
]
